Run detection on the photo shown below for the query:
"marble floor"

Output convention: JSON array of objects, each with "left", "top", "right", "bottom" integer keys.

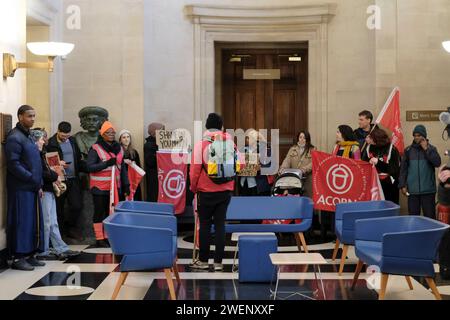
[{"left": 1, "top": 233, "right": 449, "bottom": 300}]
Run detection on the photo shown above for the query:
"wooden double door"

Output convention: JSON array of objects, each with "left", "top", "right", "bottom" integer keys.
[{"left": 221, "top": 48, "right": 308, "bottom": 162}]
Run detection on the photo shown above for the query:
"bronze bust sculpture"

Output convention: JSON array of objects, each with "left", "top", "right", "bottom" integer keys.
[
  {"left": 74, "top": 106, "right": 109, "bottom": 159},
  {"left": 73, "top": 106, "right": 108, "bottom": 244}
]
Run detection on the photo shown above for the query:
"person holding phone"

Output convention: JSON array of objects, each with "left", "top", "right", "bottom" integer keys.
[{"left": 399, "top": 125, "right": 441, "bottom": 219}]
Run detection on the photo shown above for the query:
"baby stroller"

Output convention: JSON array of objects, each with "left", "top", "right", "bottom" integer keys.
[
  {"left": 272, "top": 169, "right": 305, "bottom": 196},
  {"left": 263, "top": 169, "right": 305, "bottom": 226}
]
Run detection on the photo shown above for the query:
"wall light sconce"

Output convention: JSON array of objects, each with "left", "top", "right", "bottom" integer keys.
[
  {"left": 3, "top": 42, "right": 74, "bottom": 78},
  {"left": 443, "top": 41, "right": 450, "bottom": 53}
]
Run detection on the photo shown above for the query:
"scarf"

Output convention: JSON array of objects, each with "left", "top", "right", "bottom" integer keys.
[
  {"left": 338, "top": 141, "right": 359, "bottom": 158},
  {"left": 97, "top": 136, "right": 122, "bottom": 155}
]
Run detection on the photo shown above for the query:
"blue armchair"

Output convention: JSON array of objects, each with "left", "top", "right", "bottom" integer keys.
[
  {"left": 352, "top": 216, "right": 449, "bottom": 300},
  {"left": 114, "top": 201, "right": 174, "bottom": 215},
  {"left": 333, "top": 201, "right": 400, "bottom": 275},
  {"left": 103, "top": 212, "right": 180, "bottom": 300}
]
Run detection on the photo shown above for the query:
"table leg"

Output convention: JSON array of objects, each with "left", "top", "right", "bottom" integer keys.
[
  {"left": 273, "top": 267, "right": 281, "bottom": 300},
  {"left": 232, "top": 243, "right": 239, "bottom": 273},
  {"left": 318, "top": 265, "right": 326, "bottom": 300}
]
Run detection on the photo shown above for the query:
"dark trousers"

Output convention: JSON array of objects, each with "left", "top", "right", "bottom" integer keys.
[
  {"left": 239, "top": 179, "right": 257, "bottom": 196},
  {"left": 197, "top": 191, "right": 232, "bottom": 264},
  {"left": 146, "top": 169, "right": 159, "bottom": 202},
  {"left": 408, "top": 193, "right": 437, "bottom": 219},
  {"left": 381, "top": 179, "right": 400, "bottom": 204},
  {"left": 56, "top": 178, "right": 82, "bottom": 236},
  {"left": 92, "top": 194, "right": 110, "bottom": 224}
]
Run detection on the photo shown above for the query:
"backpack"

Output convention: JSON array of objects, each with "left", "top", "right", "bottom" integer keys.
[{"left": 203, "top": 133, "right": 241, "bottom": 184}]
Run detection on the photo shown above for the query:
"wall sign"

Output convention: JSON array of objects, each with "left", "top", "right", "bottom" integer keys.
[
  {"left": 1, "top": 113, "right": 12, "bottom": 144},
  {"left": 406, "top": 110, "right": 442, "bottom": 122},
  {"left": 243, "top": 69, "right": 281, "bottom": 80}
]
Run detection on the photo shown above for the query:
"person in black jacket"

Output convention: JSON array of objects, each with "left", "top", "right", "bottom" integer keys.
[
  {"left": 362, "top": 128, "right": 401, "bottom": 204},
  {"left": 30, "top": 130, "right": 80, "bottom": 260},
  {"left": 46, "top": 121, "right": 86, "bottom": 240},
  {"left": 87, "top": 121, "right": 130, "bottom": 247},
  {"left": 354, "top": 110, "right": 377, "bottom": 152},
  {"left": 144, "top": 123, "right": 164, "bottom": 202}
]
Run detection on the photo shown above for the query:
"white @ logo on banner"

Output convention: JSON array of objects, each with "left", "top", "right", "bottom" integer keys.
[
  {"left": 163, "top": 169, "right": 186, "bottom": 199},
  {"left": 326, "top": 164, "right": 354, "bottom": 195}
]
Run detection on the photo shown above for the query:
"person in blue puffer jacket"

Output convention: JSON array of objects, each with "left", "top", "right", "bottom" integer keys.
[
  {"left": 399, "top": 125, "right": 442, "bottom": 219},
  {"left": 5, "top": 105, "right": 45, "bottom": 271}
]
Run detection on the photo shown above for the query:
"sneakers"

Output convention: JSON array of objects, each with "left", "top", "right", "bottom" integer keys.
[
  {"left": 26, "top": 256, "right": 46, "bottom": 267},
  {"left": 96, "top": 240, "right": 110, "bottom": 248},
  {"left": 213, "top": 263, "right": 223, "bottom": 272},
  {"left": 11, "top": 259, "right": 34, "bottom": 271},
  {"left": 37, "top": 253, "right": 59, "bottom": 261},
  {"left": 190, "top": 260, "right": 209, "bottom": 270},
  {"left": 57, "top": 250, "right": 81, "bottom": 260}
]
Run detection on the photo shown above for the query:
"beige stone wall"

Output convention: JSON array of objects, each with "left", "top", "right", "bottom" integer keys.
[
  {"left": 144, "top": 0, "right": 376, "bottom": 151},
  {"left": 62, "top": 0, "right": 144, "bottom": 155},
  {"left": 61, "top": 0, "right": 377, "bottom": 153},
  {"left": 0, "top": 0, "right": 27, "bottom": 250},
  {"left": 327, "top": 0, "right": 376, "bottom": 152},
  {"left": 26, "top": 25, "right": 50, "bottom": 131},
  {"left": 60, "top": 0, "right": 450, "bottom": 214},
  {"left": 376, "top": 0, "right": 450, "bottom": 212}
]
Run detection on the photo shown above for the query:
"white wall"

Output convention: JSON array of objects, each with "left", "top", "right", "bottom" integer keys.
[{"left": 0, "top": 0, "right": 27, "bottom": 250}]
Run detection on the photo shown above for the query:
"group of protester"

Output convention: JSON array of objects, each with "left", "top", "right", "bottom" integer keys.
[
  {"left": 189, "top": 111, "right": 444, "bottom": 271},
  {"left": 4, "top": 105, "right": 162, "bottom": 271},
  {"left": 4, "top": 105, "right": 445, "bottom": 272}
]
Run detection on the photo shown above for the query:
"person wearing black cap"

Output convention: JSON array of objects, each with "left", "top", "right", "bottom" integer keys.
[
  {"left": 399, "top": 125, "right": 441, "bottom": 219},
  {"left": 189, "top": 113, "right": 237, "bottom": 272}
]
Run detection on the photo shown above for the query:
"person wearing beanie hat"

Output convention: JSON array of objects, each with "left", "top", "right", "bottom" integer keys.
[
  {"left": 205, "top": 113, "right": 224, "bottom": 131},
  {"left": 144, "top": 122, "right": 165, "bottom": 202},
  {"left": 87, "top": 121, "right": 130, "bottom": 247},
  {"left": 399, "top": 124, "right": 442, "bottom": 219},
  {"left": 413, "top": 125, "right": 427, "bottom": 139},
  {"left": 119, "top": 129, "right": 142, "bottom": 201},
  {"left": 100, "top": 121, "right": 114, "bottom": 137},
  {"left": 189, "top": 112, "right": 236, "bottom": 272}
]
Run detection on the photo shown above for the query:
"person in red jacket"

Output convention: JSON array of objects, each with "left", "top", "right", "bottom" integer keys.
[{"left": 189, "top": 113, "right": 235, "bottom": 272}]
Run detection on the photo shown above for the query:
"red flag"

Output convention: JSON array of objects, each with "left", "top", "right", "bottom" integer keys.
[
  {"left": 109, "top": 166, "right": 119, "bottom": 214},
  {"left": 370, "top": 166, "right": 385, "bottom": 201},
  {"left": 312, "top": 151, "right": 384, "bottom": 211},
  {"left": 376, "top": 87, "right": 405, "bottom": 155},
  {"left": 157, "top": 151, "right": 188, "bottom": 214},
  {"left": 126, "top": 162, "right": 146, "bottom": 201}
]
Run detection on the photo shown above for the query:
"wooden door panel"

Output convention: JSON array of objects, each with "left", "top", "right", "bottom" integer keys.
[
  {"left": 235, "top": 90, "right": 256, "bottom": 130},
  {"left": 221, "top": 48, "right": 308, "bottom": 166},
  {"left": 273, "top": 90, "right": 296, "bottom": 135}
]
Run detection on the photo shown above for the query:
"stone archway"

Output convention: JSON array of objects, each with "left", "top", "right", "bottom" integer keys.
[{"left": 185, "top": 4, "right": 336, "bottom": 150}]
